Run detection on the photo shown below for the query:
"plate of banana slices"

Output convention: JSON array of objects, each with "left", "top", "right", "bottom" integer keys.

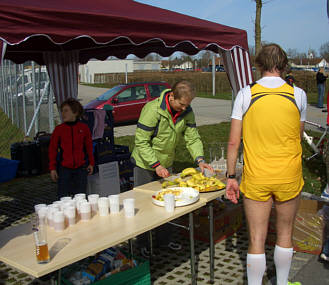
[
  {"left": 152, "top": 187, "right": 200, "bottom": 207},
  {"left": 162, "top": 168, "right": 226, "bottom": 193}
]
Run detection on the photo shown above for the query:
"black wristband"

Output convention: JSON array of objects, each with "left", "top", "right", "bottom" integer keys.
[
  {"left": 198, "top": 159, "right": 205, "bottom": 165},
  {"left": 225, "top": 172, "right": 236, "bottom": 179}
]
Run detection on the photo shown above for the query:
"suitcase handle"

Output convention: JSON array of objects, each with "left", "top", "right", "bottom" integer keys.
[{"left": 34, "top": 131, "right": 49, "bottom": 140}]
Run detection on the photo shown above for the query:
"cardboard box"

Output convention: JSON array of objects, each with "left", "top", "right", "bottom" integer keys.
[
  {"left": 87, "top": 161, "right": 120, "bottom": 196},
  {"left": 267, "top": 199, "right": 327, "bottom": 255},
  {"left": 181, "top": 200, "right": 244, "bottom": 243}
]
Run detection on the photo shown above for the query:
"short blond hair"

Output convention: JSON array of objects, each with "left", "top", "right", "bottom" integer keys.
[
  {"left": 172, "top": 80, "right": 196, "bottom": 100},
  {"left": 255, "top": 43, "right": 288, "bottom": 74}
]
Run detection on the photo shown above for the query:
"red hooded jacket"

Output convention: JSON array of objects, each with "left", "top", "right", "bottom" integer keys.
[{"left": 48, "top": 121, "right": 95, "bottom": 170}]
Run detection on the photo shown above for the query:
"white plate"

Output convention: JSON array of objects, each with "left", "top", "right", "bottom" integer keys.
[{"left": 152, "top": 187, "right": 200, "bottom": 207}]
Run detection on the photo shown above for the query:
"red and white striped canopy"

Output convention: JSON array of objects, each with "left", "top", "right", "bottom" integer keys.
[{"left": 0, "top": 0, "right": 253, "bottom": 102}]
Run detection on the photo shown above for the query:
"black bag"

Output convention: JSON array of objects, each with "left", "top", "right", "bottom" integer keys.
[
  {"left": 11, "top": 141, "right": 41, "bottom": 176},
  {"left": 34, "top": 131, "right": 52, "bottom": 174}
]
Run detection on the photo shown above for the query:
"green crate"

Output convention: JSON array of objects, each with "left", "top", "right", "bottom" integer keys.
[{"left": 62, "top": 257, "right": 151, "bottom": 285}]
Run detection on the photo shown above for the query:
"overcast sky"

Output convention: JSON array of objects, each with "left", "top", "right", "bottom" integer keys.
[{"left": 136, "top": 0, "right": 329, "bottom": 56}]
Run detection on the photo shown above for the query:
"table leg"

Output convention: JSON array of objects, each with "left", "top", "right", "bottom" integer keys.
[
  {"left": 209, "top": 202, "right": 214, "bottom": 283},
  {"left": 149, "top": 231, "right": 153, "bottom": 257},
  {"left": 128, "top": 239, "right": 134, "bottom": 260},
  {"left": 57, "top": 268, "right": 61, "bottom": 285},
  {"left": 189, "top": 212, "right": 197, "bottom": 285}
]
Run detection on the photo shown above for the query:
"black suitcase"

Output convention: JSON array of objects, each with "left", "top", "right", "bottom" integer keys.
[
  {"left": 34, "top": 132, "right": 51, "bottom": 174},
  {"left": 10, "top": 141, "right": 41, "bottom": 176}
]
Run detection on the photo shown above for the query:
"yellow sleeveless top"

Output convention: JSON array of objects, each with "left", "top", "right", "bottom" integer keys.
[{"left": 242, "top": 82, "right": 302, "bottom": 184}]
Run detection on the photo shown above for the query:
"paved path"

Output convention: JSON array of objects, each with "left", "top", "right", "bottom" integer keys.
[{"left": 78, "top": 84, "right": 328, "bottom": 137}]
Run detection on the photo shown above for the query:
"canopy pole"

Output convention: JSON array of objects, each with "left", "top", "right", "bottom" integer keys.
[
  {"left": 212, "top": 54, "right": 216, "bottom": 96},
  {"left": 22, "top": 65, "right": 27, "bottom": 134},
  {"left": 9, "top": 61, "right": 14, "bottom": 123},
  {"left": 14, "top": 64, "right": 19, "bottom": 127},
  {"left": 32, "top": 62, "right": 38, "bottom": 134},
  {"left": 27, "top": 81, "right": 50, "bottom": 136}
]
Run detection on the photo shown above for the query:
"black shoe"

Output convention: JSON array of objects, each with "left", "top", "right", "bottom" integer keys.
[{"left": 322, "top": 109, "right": 328, "bottom": 112}]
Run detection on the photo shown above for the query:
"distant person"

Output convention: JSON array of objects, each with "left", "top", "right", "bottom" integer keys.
[
  {"left": 49, "top": 98, "right": 94, "bottom": 199},
  {"left": 316, "top": 67, "right": 328, "bottom": 108},
  {"left": 285, "top": 70, "right": 295, "bottom": 86},
  {"left": 226, "top": 43, "right": 306, "bottom": 285}
]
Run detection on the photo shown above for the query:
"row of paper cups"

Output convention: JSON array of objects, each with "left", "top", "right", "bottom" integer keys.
[{"left": 34, "top": 193, "right": 135, "bottom": 232}]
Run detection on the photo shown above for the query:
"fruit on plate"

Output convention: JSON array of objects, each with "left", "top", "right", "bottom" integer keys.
[
  {"left": 180, "top": 167, "right": 199, "bottom": 178},
  {"left": 162, "top": 168, "right": 226, "bottom": 193},
  {"left": 154, "top": 189, "right": 182, "bottom": 201},
  {"left": 186, "top": 173, "right": 225, "bottom": 192},
  {"left": 161, "top": 180, "right": 178, "bottom": 188}
]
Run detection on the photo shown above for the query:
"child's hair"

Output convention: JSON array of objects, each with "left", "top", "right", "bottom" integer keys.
[{"left": 60, "top": 98, "right": 84, "bottom": 118}]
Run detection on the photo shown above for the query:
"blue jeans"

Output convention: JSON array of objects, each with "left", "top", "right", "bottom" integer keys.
[
  {"left": 317, "top": 83, "right": 325, "bottom": 108},
  {"left": 323, "top": 238, "right": 329, "bottom": 256}
]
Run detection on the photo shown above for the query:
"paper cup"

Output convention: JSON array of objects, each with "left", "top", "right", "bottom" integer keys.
[
  {"left": 53, "top": 201, "right": 64, "bottom": 211},
  {"left": 47, "top": 205, "right": 59, "bottom": 228},
  {"left": 123, "top": 198, "right": 135, "bottom": 217},
  {"left": 88, "top": 194, "right": 99, "bottom": 214},
  {"left": 64, "top": 206, "right": 76, "bottom": 226},
  {"left": 98, "top": 197, "right": 109, "bottom": 216},
  {"left": 108, "top": 195, "right": 120, "bottom": 214},
  {"left": 164, "top": 194, "right": 175, "bottom": 212},
  {"left": 34, "top": 204, "right": 47, "bottom": 214},
  {"left": 80, "top": 202, "right": 91, "bottom": 221},
  {"left": 60, "top": 196, "right": 72, "bottom": 202},
  {"left": 38, "top": 207, "right": 48, "bottom": 225},
  {"left": 53, "top": 211, "right": 65, "bottom": 232},
  {"left": 74, "top": 193, "right": 86, "bottom": 200}
]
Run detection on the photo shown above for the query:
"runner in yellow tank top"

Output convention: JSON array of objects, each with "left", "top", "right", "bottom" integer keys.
[
  {"left": 240, "top": 82, "right": 304, "bottom": 202},
  {"left": 225, "top": 44, "right": 306, "bottom": 285}
]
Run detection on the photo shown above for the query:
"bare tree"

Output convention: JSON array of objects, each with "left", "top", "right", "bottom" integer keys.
[
  {"left": 286, "top": 48, "right": 298, "bottom": 59},
  {"left": 319, "top": 42, "right": 329, "bottom": 61},
  {"left": 254, "top": 0, "right": 262, "bottom": 57},
  {"left": 254, "top": 0, "right": 263, "bottom": 79}
]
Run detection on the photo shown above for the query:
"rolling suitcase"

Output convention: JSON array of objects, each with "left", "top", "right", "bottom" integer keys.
[
  {"left": 10, "top": 141, "right": 41, "bottom": 176},
  {"left": 34, "top": 131, "right": 51, "bottom": 174}
]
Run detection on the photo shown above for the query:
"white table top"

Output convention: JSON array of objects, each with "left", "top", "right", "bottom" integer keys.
[{"left": 0, "top": 190, "right": 205, "bottom": 278}]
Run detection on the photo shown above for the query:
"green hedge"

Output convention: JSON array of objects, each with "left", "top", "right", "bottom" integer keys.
[{"left": 94, "top": 70, "right": 328, "bottom": 95}]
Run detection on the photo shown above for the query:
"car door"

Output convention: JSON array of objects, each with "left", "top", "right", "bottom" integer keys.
[{"left": 111, "top": 85, "right": 147, "bottom": 123}]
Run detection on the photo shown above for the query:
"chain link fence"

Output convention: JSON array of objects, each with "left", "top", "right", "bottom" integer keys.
[{"left": 0, "top": 60, "right": 59, "bottom": 158}]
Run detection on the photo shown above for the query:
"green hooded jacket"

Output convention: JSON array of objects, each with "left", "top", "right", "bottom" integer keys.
[{"left": 131, "top": 90, "right": 204, "bottom": 171}]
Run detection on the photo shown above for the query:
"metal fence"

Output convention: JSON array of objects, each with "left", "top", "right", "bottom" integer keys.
[{"left": 0, "top": 60, "right": 59, "bottom": 157}]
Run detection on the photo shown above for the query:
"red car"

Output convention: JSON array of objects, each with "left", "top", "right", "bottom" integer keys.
[{"left": 84, "top": 82, "right": 171, "bottom": 125}]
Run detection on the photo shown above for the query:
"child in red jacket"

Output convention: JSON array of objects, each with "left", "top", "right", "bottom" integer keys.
[{"left": 49, "top": 98, "right": 95, "bottom": 198}]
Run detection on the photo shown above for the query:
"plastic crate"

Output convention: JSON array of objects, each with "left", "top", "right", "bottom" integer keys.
[
  {"left": 0, "top": 157, "right": 19, "bottom": 183},
  {"left": 62, "top": 258, "right": 150, "bottom": 285}
]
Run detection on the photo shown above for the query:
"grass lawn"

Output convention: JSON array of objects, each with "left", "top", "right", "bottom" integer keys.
[
  {"left": 0, "top": 109, "right": 25, "bottom": 158},
  {"left": 307, "top": 92, "right": 319, "bottom": 106},
  {"left": 116, "top": 122, "right": 326, "bottom": 196}
]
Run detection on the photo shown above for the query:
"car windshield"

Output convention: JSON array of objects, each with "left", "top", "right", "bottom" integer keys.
[{"left": 97, "top": 86, "right": 123, "bottom": 101}]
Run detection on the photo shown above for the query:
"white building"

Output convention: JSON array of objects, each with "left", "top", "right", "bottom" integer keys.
[
  {"left": 317, "top": 59, "right": 329, "bottom": 68},
  {"left": 79, "top": 59, "right": 161, "bottom": 83},
  {"left": 133, "top": 61, "right": 161, "bottom": 71},
  {"left": 79, "top": 59, "right": 134, "bottom": 83}
]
